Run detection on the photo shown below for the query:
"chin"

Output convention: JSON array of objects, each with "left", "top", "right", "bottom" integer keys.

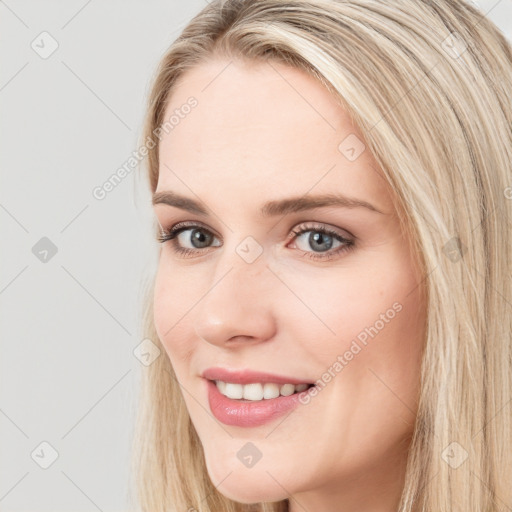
[{"left": 204, "top": 454, "right": 289, "bottom": 504}]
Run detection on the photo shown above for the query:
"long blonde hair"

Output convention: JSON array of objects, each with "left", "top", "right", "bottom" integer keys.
[{"left": 130, "top": 1, "right": 512, "bottom": 510}]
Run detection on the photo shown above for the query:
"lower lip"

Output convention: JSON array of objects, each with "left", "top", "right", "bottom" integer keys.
[{"left": 206, "top": 379, "right": 310, "bottom": 427}]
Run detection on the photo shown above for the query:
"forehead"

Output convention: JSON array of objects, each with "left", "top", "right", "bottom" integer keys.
[{"left": 156, "top": 58, "right": 392, "bottom": 213}]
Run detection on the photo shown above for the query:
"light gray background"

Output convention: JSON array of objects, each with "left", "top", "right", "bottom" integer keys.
[{"left": 1, "top": 1, "right": 511, "bottom": 511}]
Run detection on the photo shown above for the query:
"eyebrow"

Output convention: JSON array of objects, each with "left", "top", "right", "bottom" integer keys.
[{"left": 152, "top": 191, "right": 385, "bottom": 216}]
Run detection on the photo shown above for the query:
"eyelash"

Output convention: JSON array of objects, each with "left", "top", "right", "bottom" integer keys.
[{"left": 156, "top": 221, "right": 355, "bottom": 261}]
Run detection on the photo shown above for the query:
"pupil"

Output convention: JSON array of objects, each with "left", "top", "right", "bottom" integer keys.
[
  {"left": 191, "top": 229, "right": 212, "bottom": 249},
  {"left": 310, "top": 232, "right": 333, "bottom": 252}
]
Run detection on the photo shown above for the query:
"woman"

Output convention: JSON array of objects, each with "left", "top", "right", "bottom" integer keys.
[{"left": 131, "top": 1, "right": 512, "bottom": 511}]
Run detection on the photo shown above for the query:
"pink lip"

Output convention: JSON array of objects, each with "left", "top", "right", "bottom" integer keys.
[
  {"left": 205, "top": 379, "right": 311, "bottom": 427},
  {"left": 201, "top": 367, "right": 313, "bottom": 385}
]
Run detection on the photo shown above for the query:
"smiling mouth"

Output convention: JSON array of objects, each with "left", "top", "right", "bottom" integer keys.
[{"left": 211, "top": 380, "right": 315, "bottom": 401}]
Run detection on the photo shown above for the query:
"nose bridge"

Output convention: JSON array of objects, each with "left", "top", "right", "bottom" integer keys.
[
  {"left": 210, "top": 234, "right": 271, "bottom": 299},
  {"left": 193, "top": 240, "right": 276, "bottom": 346}
]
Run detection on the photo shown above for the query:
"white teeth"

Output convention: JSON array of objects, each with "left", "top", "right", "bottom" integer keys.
[
  {"left": 215, "top": 380, "right": 310, "bottom": 401},
  {"left": 224, "top": 382, "right": 243, "bottom": 399},
  {"left": 263, "top": 382, "right": 280, "bottom": 399},
  {"left": 243, "top": 383, "right": 263, "bottom": 400},
  {"left": 280, "top": 383, "right": 295, "bottom": 396}
]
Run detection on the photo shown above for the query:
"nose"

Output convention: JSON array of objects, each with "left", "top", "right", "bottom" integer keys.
[{"left": 193, "top": 252, "right": 277, "bottom": 348}]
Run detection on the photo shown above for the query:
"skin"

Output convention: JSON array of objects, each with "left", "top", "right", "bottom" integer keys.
[{"left": 152, "top": 57, "right": 427, "bottom": 512}]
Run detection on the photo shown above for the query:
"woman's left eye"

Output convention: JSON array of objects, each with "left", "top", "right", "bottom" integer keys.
[
  {"left": 157, "top": 221, "right": 355, "bottom": 261},
  {"left": 288, "top": 223, "right": 355, "bottom": 261}
]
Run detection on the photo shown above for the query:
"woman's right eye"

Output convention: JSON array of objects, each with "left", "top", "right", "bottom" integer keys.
[{"left": 157, "top": 223, "right": 221, "bottom": 257}]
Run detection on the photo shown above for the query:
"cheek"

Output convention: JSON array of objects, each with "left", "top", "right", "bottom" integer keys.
[
  {"left": 284, "top": 248, "right": 423, "bottom": 342},
  {"left": 284, "top": 246, "right": 425, "bottom": 400},
  {"left": 279, "top": 255, "right": 424, "bottom": 463}
]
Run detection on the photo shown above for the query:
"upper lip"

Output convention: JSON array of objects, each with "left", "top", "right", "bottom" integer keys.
[{"left": 202, "top": 367, "right": 313, "bottom": 385}]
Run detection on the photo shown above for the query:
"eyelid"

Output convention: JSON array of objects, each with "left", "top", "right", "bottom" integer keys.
[
  {"left": 158, "top": 218, "right": 353, "bottom": 240},
  {"left": 287, "top": 221, "right": 355, "bottom": 243},
  {"left": 158, "top": 219, "right": 219, "bottom": 238}
]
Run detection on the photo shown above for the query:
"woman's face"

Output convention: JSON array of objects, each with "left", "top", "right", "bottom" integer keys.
[{"left": 153, "top": 57, "right": 426, "bottom": 510}]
